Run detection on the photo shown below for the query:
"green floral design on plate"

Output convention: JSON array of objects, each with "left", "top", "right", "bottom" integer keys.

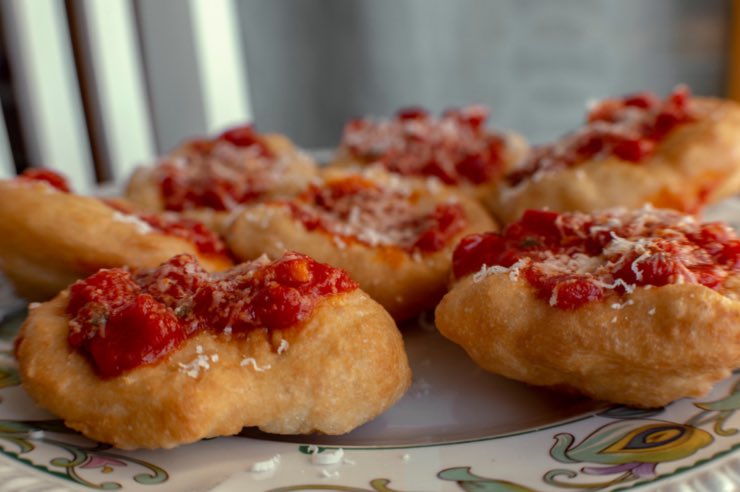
[{"left": 0, "top": 420, "right": 168, "bottom": 489}]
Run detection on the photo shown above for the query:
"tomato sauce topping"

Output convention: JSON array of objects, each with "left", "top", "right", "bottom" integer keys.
[
  {"left": 453, "top": 207, "right": 740, "bottom": 309},
  {"left": 17, "top": 168, "right": 71, "bottom": 192},
  {"left": 156, "top": 124, "right": 281, "bottom": 211},
  {"left": 288, "top": 175, "right": 468, "bottom": 254},
  {"left": 67, "top": 252, "right": 358, "bottom": 377},
  {"left": 507, "top": 86, "right": 697, "bottom": 186},
  {"left": 341, "top": 105, "right": 508, "bottom": 185},
  {"left": 103, "top": 199, "right": 229, "bottom": 259}
]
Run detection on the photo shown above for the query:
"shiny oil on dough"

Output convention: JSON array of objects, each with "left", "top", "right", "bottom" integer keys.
[
  {"left": 15, "top": 288, "right": 411, "bottom": 449},
  {"left": 0, "top": 180, "right": 232, "bottom": 301},
  {"left": 435, "top": 273, "right": 740, "bottom": 408},
  {"left": 490, "top": 98, "right": 740, "bottom": 224}
]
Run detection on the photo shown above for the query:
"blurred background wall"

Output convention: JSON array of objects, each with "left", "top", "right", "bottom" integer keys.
[
  {"left": 238, "top": 0, "right": 729, "bottom": 147},
  {"left": 0, "top": 0, "right": 733, "bottom": 187}
]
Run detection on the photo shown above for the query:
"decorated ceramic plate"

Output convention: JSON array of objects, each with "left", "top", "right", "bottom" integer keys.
[{"left": 1, "top": 200, "right": 740, "bottom": 492}]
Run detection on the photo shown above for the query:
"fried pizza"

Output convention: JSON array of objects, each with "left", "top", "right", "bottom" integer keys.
[
  {"left": 226, "top": 167, "right": 496, "bottom": 321},
  {"left": 15, "top": 252, "right": 411, "bottom": 449},
  {"left": 331, "top": 105, "right": 527, "bottom": 204},
  {"left": 492, "top": 86, "right": 740, "bottom": 224},
  {"left": 436, "top": 207, "right": 740, "bottom": 407},
  {"left": 125, "top": 124, "right": 318, "bottom": 233}
]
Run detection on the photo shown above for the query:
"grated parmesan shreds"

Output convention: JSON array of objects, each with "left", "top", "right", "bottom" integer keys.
[
  {"left": 513, "top": 94, "right": 679, "bottom": 184},
  {"left": 311, "top": 448, "right": 344, "bottom": 465},
  {"left": 332, "top": 235, "right": 347, "bottom": 250},
  {"left": 155, "top": 139, "right": 291, "bottom": 212},
  {"left": 179, "top": 347, "right": 219, "bottom": 379},
  {"left": 610, "top": 299, "right": 634, "bottom": 310},
  {"left": 277, "top": 339, "right": 289, "bottom": 354},
  {"left": 250, "top": 454, "right": 281, "bottom": 473},
  {"left": 473, "top": 264, "right": 508, "bottom": 283},
  {"left": 294, "top": 175, "right": 461, "bottom": 253},
  {"left": 320, "top": 469, "right": 340, "bottom": 479},
  {"left": 595, "top": 278, "right": 636, "bottom": 295},
  {"left": 27, "top": 430, "right": 45, "bottom": 440},
  {"left": 240, "top": 357, "right": 272, "bottom": 372},
  {"left": 549, "top": 285, "right": 560, "bottom": 307},
  {"left": 468, "top": 206, "right": 735, "bottom": 308}
]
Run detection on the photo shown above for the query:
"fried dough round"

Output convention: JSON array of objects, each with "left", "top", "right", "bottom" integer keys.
[
  {"left": 437, "top": 206, "right": 740, "bottom": 407},
  {"left": 125, "top": 133, "right": 317, "bottom": 233},
  {"left": 491, "top": 97, "right": 740, "bottom": 224},
  {"left": 16, "top": 288, "right": 411, "bottom": 449},
  {"left": 436, "top": 274, "right": 740, "bottom": 408},
  {"left": 0, "top": 179, "right": 231, "bottom": 300},
  {"left": 226, "top": 170, "right": 497, "bottom": 321}
]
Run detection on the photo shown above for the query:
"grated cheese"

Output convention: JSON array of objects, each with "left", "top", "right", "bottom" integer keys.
[
  {"left": 240, "top": 357, "right": 272, "bottom": 372},
  {"left": 250, "top": 454, "right": 281, "bottom": 473},
  {"left": 473, "top": 264, "right": 508, "bottom": 283},
  {"left": 311, "top": 448, "right": 344, "bottom": 465},
  {"left": 277, "top": 339, "right": 289, "bottom": 354},
  {"left": 320, "top": 469, "right": 340, "bottom": 479},
  {"left": 332, "top": 235, "right": 347, "bottom": 250},
  {"left": 27, "top": 430, "right": 45, "bottom": 440},
  {"left": 610, "top": 299, "right": 634, "bottom": 310},
  {"left": 179, "top": 346, "right": 219, "bottom": 378}
]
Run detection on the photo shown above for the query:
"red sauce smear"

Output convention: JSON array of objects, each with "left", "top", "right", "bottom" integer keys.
[
  {"left": 67, "top": 252, "right": 357, "bottom": 377},
  {"left": 507, "top": 86, "right": 696, "bottom": 186},
  {"left": 158, "top": 124, "right": 277, "bottom": 211},
  {"left": 453, "top": 208, "right": 740, "bottom": 310},
  {"left": 102, "top": 199, "right": 229, "bottom": 259},
  {"left": 17, "top": 168, "right": 71, "bottom": 192},
  {"left": 288, "top": 175, "right": 468, "bottom": 254},
  {"left": 342, "top": 105, "right": 508, "bottom": 185}
]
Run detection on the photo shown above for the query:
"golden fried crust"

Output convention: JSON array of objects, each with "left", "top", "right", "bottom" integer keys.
[
  {"left": 435, "top": 274, "right": 740, "bottom": 408},
  {"left": 330, "top": 133, "right": 528, "bottom": 205},
  {"left": 225, "top": 181, "right": 497, "bottom": 321},
  {"left": 124, "top": 134, "right": 318, "bottom": 233},
  {"left": 16, "top": 289, "right": 411, "bottom": 449},
  {"left": 490, "top": 98, "right": 740, "bottom": 224},
  {"left": 0, "top": 181, "right": 231, "bottom": 300}
]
